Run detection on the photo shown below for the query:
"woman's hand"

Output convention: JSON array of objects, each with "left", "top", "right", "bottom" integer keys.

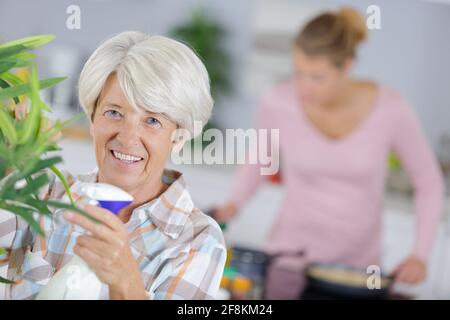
[
  {"left": 64, "top": 204, "right": 147, "bottom": 299},
  {"left": 213, "top": 201, "right": 239, "bottom": 223},
  {"left": 391, "top": 256, "right": 427, "bottom": 284}
]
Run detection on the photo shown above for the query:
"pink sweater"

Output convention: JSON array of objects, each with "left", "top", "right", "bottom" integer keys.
[{"left": 230, "top": 80, "right": 444, "bottom": 267}]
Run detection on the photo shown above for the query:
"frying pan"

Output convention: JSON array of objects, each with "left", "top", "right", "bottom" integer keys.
[{"left": 301, "top": 263, "right": 395, "bottom": 300}]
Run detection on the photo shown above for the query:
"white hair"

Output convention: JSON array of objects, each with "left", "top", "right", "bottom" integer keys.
[{"left": 78, "top": 31, "right": 213, "bottom": 138}]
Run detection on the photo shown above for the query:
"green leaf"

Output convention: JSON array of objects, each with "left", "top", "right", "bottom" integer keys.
[
  {"left": 18, "top": 64, "right": 40, "bottom": 144},
  {"left": 45, "top": 200, "right": 100, "bottom": 224},
  {"left": 0, "top": 35, "right": 55, "bottom": 50},
  {"left": 45, "top": 144, "right": 61, "bottom": 152},
  {"left": 0, "top": 72, "right": 24, "bottom": 86},
  {"left": 0, "top": 60, "right": 16, "bottom": 74},
  {"left": 0, "top": 78, "right": 11, "bottom": 89},
  {"left": 0, "top": 79, "right": 9, "bottom": 88},
  {"left": 0, "top": 77, "right": 66, "bottom": 102},
  {"left": 49, "top": 165, "right": 74, "bottom": 205},
  {"left": 19, "top": 156, "right": 62, "bottom": 180},
  {"left": 0, "top": 160, "right": 6, "bottom": 177},
  {"left": 13, "top": 51, "right": 36, "bottom": 62},
  {"left": 19, "top": 173, "right": 49, "bottom": 197},
  {"left": 40, "top": 101, "right": 51, "bottom": 112},
  {"left": 13, "top": 59, "right": 32, "bottom": 69},
  {"left": 26, "top": 197, "right": 52, "bottom": 216},
  {"left": 0, "top": 44, "right": 27, "bottom": 60},
  {"left": 0, "top": 203, "right": 44, "bottom": 236},
  {"left": 0, "top": 106, "right": 18, "bottom": 144},
  {"left": 0, "top": 276, "right": 16, "bottom": 284},
  {"left": 0, "top": 78, "right": 20, "bottom": 104}
]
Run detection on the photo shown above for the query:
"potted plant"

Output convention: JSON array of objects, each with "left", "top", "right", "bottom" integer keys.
[
  {"left": 0, "top": 35, "right": 93, "bottom": 283},
  {"left": 170, "top": 7, "right": 231, "bottom": 101},
  {"left": 170, "top": 8, "right": 232, "bottom": 150}
]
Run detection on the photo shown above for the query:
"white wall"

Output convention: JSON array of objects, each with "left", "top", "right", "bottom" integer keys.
[{"left": 0, "top": 0, "right": 449, "bottom": 149}]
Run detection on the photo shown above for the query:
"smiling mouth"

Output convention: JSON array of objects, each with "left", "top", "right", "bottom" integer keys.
[{"left": 110, "top": 150, "right": 144, "bottom": 164}]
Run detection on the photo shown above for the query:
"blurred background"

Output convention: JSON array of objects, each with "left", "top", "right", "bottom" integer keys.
[{"left": 1, "top": 0, "right": 450, "bottom": 299}]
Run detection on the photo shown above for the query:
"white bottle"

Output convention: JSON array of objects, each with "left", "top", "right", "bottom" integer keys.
[{"left": 35, "top": 183, "right": 133, "bottom": 300}]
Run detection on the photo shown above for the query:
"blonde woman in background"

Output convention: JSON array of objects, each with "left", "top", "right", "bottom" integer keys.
[{"left": 214, "top": 8, "right": 444, "bottom": 299}]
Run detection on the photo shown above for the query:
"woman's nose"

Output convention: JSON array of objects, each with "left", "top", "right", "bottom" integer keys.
[{"left": 116, "top": 120, "right": 141, "bottom": 145}]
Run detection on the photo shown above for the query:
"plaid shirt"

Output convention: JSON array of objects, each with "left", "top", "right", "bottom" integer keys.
[{"left": 0, "top": 168, "right": 226, "bottom": 300}]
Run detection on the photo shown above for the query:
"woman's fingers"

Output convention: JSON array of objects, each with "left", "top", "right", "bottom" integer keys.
[
  {"left": 80, "top": 203, "right": 125, "bottom": 232},
  {"left": 64, "top": 209, "right": 118, "bottom": 245},
  {"left": 76, "top": 235, "right": 110, "bottom": 259},
  {"left": 69, "top": 202, "right": 124, "bottom": 233},
  {"left": 73, "top": 244, "right": 103, "bottom": 271}
]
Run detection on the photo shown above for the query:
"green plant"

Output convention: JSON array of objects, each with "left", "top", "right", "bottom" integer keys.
[
  {"left": 170, "top": 8, "right": 232, "bottom": 151},
  {"left": 0, "top": 35, "right": 96, "bottom": 284},
  {"left": 388, "top": 152, "right": 402, "bottom": 172},
  {"left": 170, "top": 8, "right": 231, "bottom": 99}
]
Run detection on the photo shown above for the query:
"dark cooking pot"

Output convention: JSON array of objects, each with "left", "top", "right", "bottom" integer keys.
[
  {"left": 228, "top": 245, "right": 306, "bottom": 300},
  {"left": 301, "top": 263, "right": 395, "bottom": 300},
  {"left": 226, "top": 245, "right": 395, "bottom": 300},
  {"left": 230, "top": 247, "right": 304, "bottom": 276}
]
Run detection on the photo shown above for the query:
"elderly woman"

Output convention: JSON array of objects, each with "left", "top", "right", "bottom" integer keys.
[{"left": 0, "top": 31, "right": 226, "bottom": 300}]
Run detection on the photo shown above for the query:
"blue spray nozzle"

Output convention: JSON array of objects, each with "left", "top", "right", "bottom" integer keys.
[{"left": 79, "top": 183, "right": 133, "bottom": 215}]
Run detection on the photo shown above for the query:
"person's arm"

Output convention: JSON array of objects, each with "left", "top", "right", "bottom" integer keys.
[
  {"left": 146, "top": 219, "right": 227, "bottom": 299},
  {"left": 390, "top": 94, "right": 444, "bottom": 281},
  {"left": 226, "top": 92, "right": 280, "bottom": 213}
]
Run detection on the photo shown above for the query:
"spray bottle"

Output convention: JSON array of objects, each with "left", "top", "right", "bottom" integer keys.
[{"left": 35, "top": 182, "right": 133, "bottom": 300}]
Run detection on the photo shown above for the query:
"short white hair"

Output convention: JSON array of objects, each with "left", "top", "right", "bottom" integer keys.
[{"left": 78, "top": 31, "right": 213, "bottom": 138}]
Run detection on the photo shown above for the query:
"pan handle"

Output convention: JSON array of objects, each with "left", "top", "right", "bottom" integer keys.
[{"left": 267, "top": 250, "right": 306, "bottom": 264}]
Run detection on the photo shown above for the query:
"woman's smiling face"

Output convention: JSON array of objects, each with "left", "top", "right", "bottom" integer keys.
[{"left": 90, "top": 73, "right": 178, "bottom": 193}]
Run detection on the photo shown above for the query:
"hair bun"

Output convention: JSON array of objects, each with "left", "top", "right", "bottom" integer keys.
[{"left": 337, "top": 7, "right": 367, "bottom": 44}]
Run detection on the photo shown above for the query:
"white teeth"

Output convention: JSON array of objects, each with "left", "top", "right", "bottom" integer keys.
[{"left": 112, "top": 150, "right": 142, "bottom": 162}]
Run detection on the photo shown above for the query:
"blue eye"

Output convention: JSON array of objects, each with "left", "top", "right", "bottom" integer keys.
[
  {"left": 146, "top": 117, "right": 161, "bottom": 127},
  {"left": 104, "top": 110, "right": 122, "bottom": 119}
]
